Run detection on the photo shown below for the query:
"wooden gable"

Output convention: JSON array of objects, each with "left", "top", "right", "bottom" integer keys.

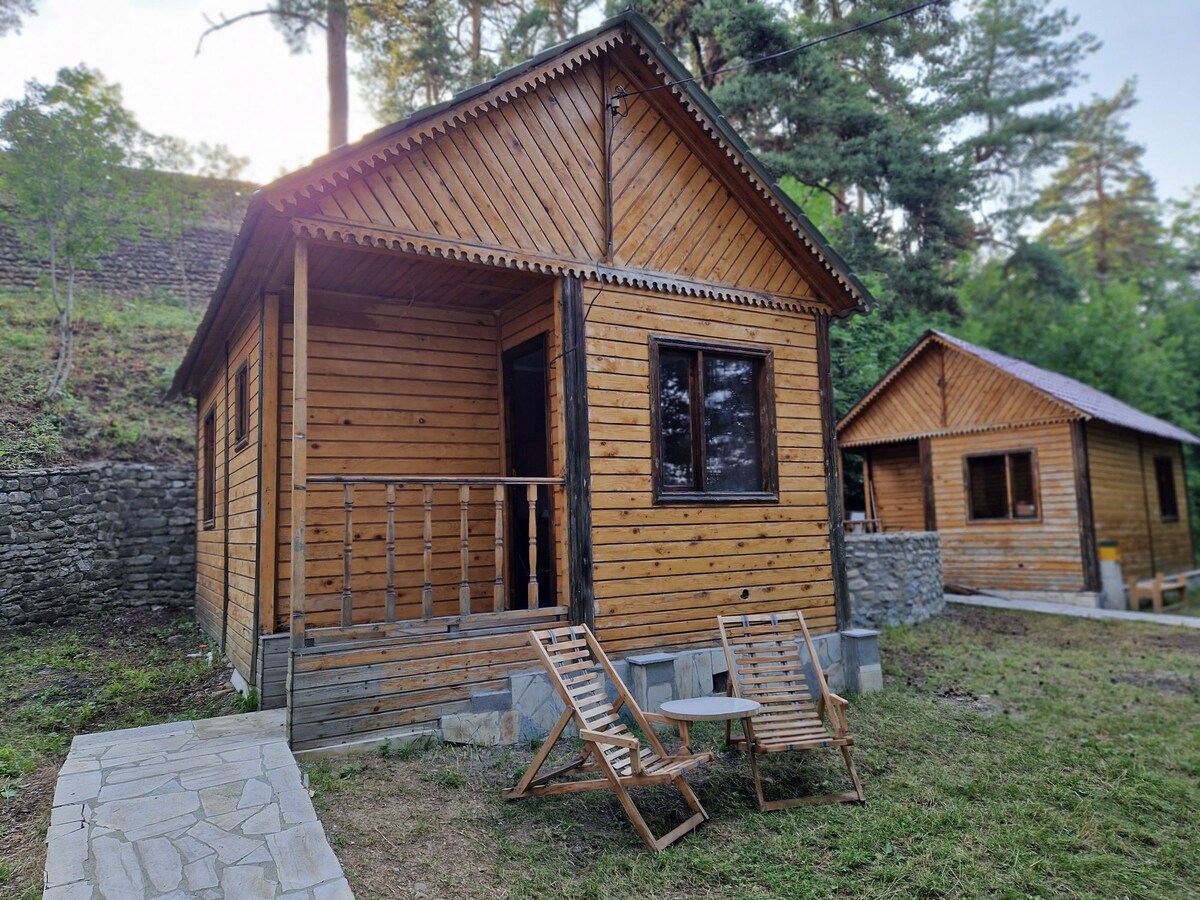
[
  {"left": 839, "top": 338, "right": 1076, "bottom": 448},
  {"left": 275, "top": 36, "right": 829, "bottom": 311}
]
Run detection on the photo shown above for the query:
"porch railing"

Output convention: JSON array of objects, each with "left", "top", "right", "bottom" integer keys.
[{"left": 303, "top": 475, "right": 564, "bottom": 630}]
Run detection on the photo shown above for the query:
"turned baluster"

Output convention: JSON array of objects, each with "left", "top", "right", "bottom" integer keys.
[
  {"left": 493, "top": 485, "right": 505, "bottom": 612},
  {"left": 422, "top": 485, "right": 434, "bottom": 619},
  {"left": 341, "top": 484, "right": 353, "bottom": 627},
  {"left": 526, "top": 483, "right": 539, "bottom": 609},
  {"left": 459, "top": 485, "right": 471, "bottom": 616},
  {"left": 384, "top": 483, "right": 396, "bottom": 623}
]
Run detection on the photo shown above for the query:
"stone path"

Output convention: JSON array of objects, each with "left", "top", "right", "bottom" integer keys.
[
  {"left": 44, "top": 710, "right": 354, "bottom": 899},
  {"left": 947, "top": 594, "right": 1200, "bottom": 629}
]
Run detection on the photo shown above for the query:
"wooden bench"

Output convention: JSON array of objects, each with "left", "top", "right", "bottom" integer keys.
[{"left": 1127, "top": 571, "right": 1195, "bottom": 613}]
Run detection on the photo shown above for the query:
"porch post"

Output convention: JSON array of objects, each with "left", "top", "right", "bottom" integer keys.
[
  {"left": 290, "top": 239, "right": 310, "bottom": 650},
  {"left": 816, "top": 312, "right": 851, "bottom": 631},
  {"left": 560, "top": 275, "right": 594, "bottom": 629}
]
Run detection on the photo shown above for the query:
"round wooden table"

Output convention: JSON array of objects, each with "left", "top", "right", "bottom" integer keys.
[{"left": 658, "top": 697, "right": 761, "bottom": 754}]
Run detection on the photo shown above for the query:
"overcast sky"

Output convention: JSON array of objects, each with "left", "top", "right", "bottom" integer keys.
[{"left": 0, "top": 0, "right": 1196, "bottom": 199}]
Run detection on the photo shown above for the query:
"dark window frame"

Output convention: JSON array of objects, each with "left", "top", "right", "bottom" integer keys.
[
  {"left": 964, "top": 449, "right": 1041, "bottom": 523},
  {"left": 1154, "top": 455, "right": 1179, "bottom": 522},
  {"left": 648, "top": 336, "right": 778, "bottom": 504},
  {"left": 233, "top": 360, "right": 250, "bottom": 451},
  {"left": 201, "top": 406, "right": 217, "bottom": 529}
]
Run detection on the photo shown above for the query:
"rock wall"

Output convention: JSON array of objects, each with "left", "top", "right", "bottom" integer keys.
[
  {"left": 0, "top": 463, "right": 195, "bottom": 629},
  {"left": 0, "top": 175, "right": 251, "bottom": 303},
  {"left": 845, "top": 532, "right": 944, "bottom": 628}
]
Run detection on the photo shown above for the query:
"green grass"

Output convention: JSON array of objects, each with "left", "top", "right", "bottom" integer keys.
[
  {"left": 0, "top": 608, "right": 243, "bottom": 898},
  {"left": 0, "top": 289, "right": 200, "bottom": 467},
  {"left": 307, "top": 606, "right": 1200, "bottom": 899}
]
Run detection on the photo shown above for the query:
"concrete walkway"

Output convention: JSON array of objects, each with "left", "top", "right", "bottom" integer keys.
[
  {"left": 947, "top": 593, "right": 1200, "bottom": 629},
  {"left": 44, "top": 710, "right": 354, "bottom": 899}
]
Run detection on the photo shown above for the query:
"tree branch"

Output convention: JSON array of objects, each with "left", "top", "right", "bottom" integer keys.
[{"left": 196, "top": 8, "right": 325, "bottom": 56}]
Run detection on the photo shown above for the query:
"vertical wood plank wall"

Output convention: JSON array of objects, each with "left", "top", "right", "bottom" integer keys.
[
  {"left": 584, "top": 284, "right": 835, "bottom": 653},
  {"left": 273, "top": 290, "right": 563, "bottom": 628},
  {"left": 864, "top": 442, "right": 924, "bottom": 532},
  {"left": 1087, "top": 422, "right": 1193, "bottom": 579},
  {"left": 930, "top": 423, "right": 1084, "bottom": 592},
  {"left": 194, "top": 305, "right": 262, "bottom": 678}
]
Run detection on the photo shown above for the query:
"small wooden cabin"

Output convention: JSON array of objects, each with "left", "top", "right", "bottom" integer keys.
[
  {"left": 838, "top": 330, "right": 1198, "bottom": 601},
  {"left": 170, "top": 12, "right": 874, "bottom": 749}
]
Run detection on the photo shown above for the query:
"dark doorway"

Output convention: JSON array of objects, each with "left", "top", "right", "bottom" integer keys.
[{"left": 503, "top": 335, "right": 556, "bottom": 609}]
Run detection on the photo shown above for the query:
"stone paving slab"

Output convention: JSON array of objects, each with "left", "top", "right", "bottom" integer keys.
[
  {"left": 948, "top": 594, "right": 1200, "bottom": 629},
  {"left": 44, "top": 710, "right": 354, "bottom": 899}
]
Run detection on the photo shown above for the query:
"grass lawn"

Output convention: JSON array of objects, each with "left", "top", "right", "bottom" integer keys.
[
  {"left": 306, "top": 605, "right": 1199, "bottom": 899},
  {"left": 0, "top": 608, "right": 243, "bottom": 899}
]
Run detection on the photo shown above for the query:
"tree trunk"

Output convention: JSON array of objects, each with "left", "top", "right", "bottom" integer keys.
[{"left": 327, "top": 0, "right": 349, "bottom": 149}]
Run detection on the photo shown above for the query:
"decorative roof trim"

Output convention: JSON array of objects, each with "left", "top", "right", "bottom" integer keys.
[
  {"left": 839, "top": 416, "right": 1081, "bottom": 450},
  {"left": 291, "top": 216, "right": 826, "bottom": 315},
  {"left": 265, "top": 31, "right": 625, "bottom": 212},
  {"left": 623, "top": 40, "right": 863, "bottom": 310}
]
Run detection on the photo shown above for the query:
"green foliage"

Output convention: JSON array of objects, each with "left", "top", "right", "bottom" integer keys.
[{"left": 0, "top": 0, "right": 33, "bottom": 36}]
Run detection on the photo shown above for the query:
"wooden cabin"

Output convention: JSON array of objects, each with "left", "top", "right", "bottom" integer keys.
[
  {"left": 170, "top": 12, "right": 874, "bottom": 749},
  {"left": 838, "top": 330, "right": 1198, "bottom": 602}
]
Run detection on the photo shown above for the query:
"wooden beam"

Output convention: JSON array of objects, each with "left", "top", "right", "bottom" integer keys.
[
  {"left": 1071, "top": 420, "right": 1100, "bottom": 592},
  {"left": 815, "top": 312, "right": 850, "bottom": 630},
  {"left": 601, "top": 56, "right": 614, "bottom": 263},
  {"left": 257, "top": 292, "right": 281, "bottom": 639},
  {"left": 919, "top": 437, "right": 936, "bottom": 532},
  {"left": 221, "top": 339, "right": 231, "bottom": 653},
  {"left": 560, "top": 276, "right": 594, "bottom": 629},
  {"left": 289, "top": 239, "right": 310, "bottom": 651}
]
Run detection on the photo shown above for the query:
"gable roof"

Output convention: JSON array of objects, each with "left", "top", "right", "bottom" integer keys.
[
  {"left": 839, "top": 329, "right": 1200, "bottom": 446},
  {"left": 170, "top": 11, "right": 873, "bottom": 397}
]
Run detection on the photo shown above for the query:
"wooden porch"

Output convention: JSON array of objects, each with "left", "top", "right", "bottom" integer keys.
[{"left": 277, "top": 235, "right": 590, "bottom": 747}]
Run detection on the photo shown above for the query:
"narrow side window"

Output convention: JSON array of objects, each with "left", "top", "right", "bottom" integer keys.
[
  {"left": 202, "top": 407, "right": 216, "bottom": 527},
  {"left": 233, "top": 361, "right": 250, "bottom": 450}
]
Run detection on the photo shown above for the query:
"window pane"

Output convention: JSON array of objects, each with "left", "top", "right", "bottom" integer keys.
[
  {"left": 967, "top": 455, "right": 1007, "bottom": 519},
  {"left": 658, "top": 350, "right": 694, "bottom": 488},
  {"left": 1155, "top": 457, "right": 1179, "bottom": 520},
  {"left": 1009, "top": 453, "right": 1037, "bottom": 518},
  {"left": 703, "top": 354, "right": 762, "bottom": 492}
]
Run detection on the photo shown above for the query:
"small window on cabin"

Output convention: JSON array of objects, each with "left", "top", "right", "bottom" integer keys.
[
  {"left": 233, "top": 361, "right": 250, "bottom": 450},
  {"left": 202, "top": 407, "right": 216, "bottom": 528},
  {"left": 651, "top": 338, "right": 776, "bottom": 501},
  {"left": 1155, "top": 456, "right": 1179, "bottom": 522},
  {"left": 966, "top": 451, "right": 1038, "bottom": 521}
]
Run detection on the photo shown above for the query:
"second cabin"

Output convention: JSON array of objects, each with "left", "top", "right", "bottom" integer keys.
[
  {"left": 170, "top": 12, "right": 877, "bottom": 751},
  {"left": 838, "top": 330, "right": 1198, "bottom": 605}
]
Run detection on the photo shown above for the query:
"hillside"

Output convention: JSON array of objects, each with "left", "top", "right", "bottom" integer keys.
[{"left": 0, "top": 290, "right": 202, "bottom": 468}]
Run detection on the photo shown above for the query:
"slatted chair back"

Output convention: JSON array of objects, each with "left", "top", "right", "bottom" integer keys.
[
  {"left": 719, "top": 611, "right": 833, "bottom": 733},
  {"left": 530, "top": 624, "right": 670, "bottom": 776}
]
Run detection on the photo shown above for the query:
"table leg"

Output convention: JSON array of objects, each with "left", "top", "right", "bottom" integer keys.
[{"left": 677, "top": 719, "right": 692, "bottom": 754}]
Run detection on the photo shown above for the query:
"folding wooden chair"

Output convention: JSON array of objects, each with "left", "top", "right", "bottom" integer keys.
[
  {"left": 718, "top": 611, "right": 865, "bottom": 811},
  {"left": 503, "top": 624, "right": 710, "bottom": 851}
]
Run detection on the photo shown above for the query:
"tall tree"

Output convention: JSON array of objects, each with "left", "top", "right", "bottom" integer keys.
[
  {"left": 0, "top": 66, "right": 146, "bottom": 397},
  {"left": 199, "top": 0, "right": 351, "bottom": 148},
  {"left": 0, "top": 0, "right": 34, "bottom": 36},
  {"left": 1036, "top": 80, "right": 1160, "bottom": 280}
]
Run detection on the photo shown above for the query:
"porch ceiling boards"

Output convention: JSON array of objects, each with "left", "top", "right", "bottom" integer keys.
[{"left": 282, "top": 240, "right": 552, "bottom": 311}]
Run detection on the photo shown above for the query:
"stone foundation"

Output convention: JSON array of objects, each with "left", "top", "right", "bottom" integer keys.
[
  {"left": 0, "top": 463, "right": 195, "bottom": 629},
  {"left": 438, "top": 629, "right": 881, "bottom": 747},
  {"left": 845, "top": 532, "right": 944, "bottom": 628}
]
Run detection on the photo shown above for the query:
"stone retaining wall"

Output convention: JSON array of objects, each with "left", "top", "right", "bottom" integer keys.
[
  {"left": 0, "top": 463, "right": 195, "bottom": 628},
  {"left": 845, "top": 532, "right": 944, "bottom": 628}
]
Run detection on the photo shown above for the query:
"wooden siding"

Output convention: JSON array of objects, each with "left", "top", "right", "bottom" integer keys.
[
  {"left": 584, "top": 283, "right": 834, "bottom": 653},
  {"left": 1087, "top": 422, "right": 1194, "bottom": 580},
  {"left": 865, "top": 442, "right": 924, "bottom": 532},
  {"left": 931, "top": 423, "right": 1085, "bottom": 592},
  {"left": 287, "top": 616, "right": 560, "bottom": 750},
  {"left": 840, "top": 340, "right": 1071, "bottom": 447},
  {"left": 274, "top": 287, "right": 566, "bottom": 629},
  {"left": 194, "top": 305, "right": 261, "bottom": 681}
]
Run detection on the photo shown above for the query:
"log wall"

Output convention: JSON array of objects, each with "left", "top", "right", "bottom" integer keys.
[
  {"left": 1088, "top": 422, "right": 1194, "bottom": 580},
  {"left": 584, "top": 283, "right": 835, "bottom": 653},
  {"left": 930, "top": 423, "right": 1085, "bottom": 592}
]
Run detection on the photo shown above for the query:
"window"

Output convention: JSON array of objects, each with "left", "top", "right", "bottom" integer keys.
[
  {"left": 233, "top": 361, "right": 250, "bottom": 450},
  {"left": 650, "top": 337, "right": 776, "bottom": 501},
  {"left": 1155, "top": 456, "right": 1179, "bottom": 522},
  {"left": 202, "top": 407, "right": 216, "bottom": 528},
  {"left": 965, "top": 450, "right": 1038, "bottom": 521}
]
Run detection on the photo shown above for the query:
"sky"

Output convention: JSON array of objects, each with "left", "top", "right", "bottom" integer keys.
[{"left": 0, "top": 0, "right": 1196, "bottom": 198}]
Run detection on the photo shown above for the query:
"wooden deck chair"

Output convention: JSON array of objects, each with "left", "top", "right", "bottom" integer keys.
[
  {"left": 718, "top": 611, "right": 865, "bottom": 811},
  {"left": 503, "top": 624, "right": 710, "bottom": 851}
]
